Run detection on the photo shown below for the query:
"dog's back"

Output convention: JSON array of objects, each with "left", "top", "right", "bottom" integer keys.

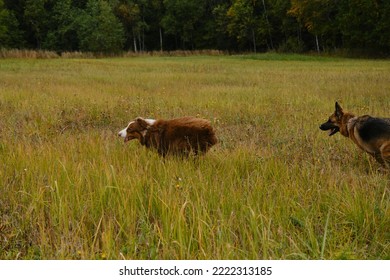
[
  {"left": 353, "top": 116, "right": 390, "bottom": 142},
  {"left": 145, "top": 117, "right": 217, "bottom": 156}
]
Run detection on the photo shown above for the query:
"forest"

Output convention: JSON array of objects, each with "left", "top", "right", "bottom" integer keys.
[{"left": 0, "top": 0, "right": 389, "bottom": 55}]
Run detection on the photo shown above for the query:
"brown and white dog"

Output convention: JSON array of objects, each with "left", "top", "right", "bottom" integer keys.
[{"left": 118, "top": 117, "right": 217, "bottom": 156}]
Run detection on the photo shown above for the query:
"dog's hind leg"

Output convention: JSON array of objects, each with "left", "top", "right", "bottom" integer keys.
[{"left": 379, "top": 142, "right": 390, "bottom": 168}]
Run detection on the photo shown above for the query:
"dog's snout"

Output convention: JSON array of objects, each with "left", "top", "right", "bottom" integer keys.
[
  {"left": 118, "top": 128, "right": 127, "bottom": 138},
  {"left": 319, "top": 122, "right": 330, "bottom": 131}
]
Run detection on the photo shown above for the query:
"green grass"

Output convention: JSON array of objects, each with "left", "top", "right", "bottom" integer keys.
[{"left": 0, "top": 54, "right": 389, "bottom": 260}]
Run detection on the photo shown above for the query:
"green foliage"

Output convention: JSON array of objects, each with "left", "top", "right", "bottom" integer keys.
[
  {"left": 0, "top": 0, "right": 24, "bottom": 48},
  {"left": 278, "top": 37, "right": 305, "bottom": 53},
  {"left": 77, "top": 0, "right": 125, "bottom": 53},
  {"left": 113, "top": 0, "right": 150, "bottom": 52},
  {"left": 23, "top": 0, "right": 48, "bottom": 48},
  {"left": 0, "top": 0, "right": 8, "bottom": 44},
  {"left": 1, "top": 0, "right": 390, "bottom": 55},
  {"left": 227, "top": 0, "right": 256, "bottom": 44},
  {"left": 43, "top": 0, "right": 79, "bottom": 51},
  {"left": 161, "top": 0, "right": 205, "bottom": 49},
  {"left": 337, "top": 0, "right": 389, "bottom": 52},
  {"left": 289, "top": 0, "right": 339, "bottom": 51}
]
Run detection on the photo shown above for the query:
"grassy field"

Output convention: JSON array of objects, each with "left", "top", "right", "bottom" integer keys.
[{"left": 0, "top": 54, "right": 389, "bottom": 260}]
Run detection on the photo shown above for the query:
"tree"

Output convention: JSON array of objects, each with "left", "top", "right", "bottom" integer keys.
[
  {"left": 213, "top": 3, "right": 231, "bottom": 49},
  {"left": 77, "top": 0, "right": 125, "bottom": 53},
  {"left": 43, "top": 0, "right": 79, "bottom": 51},
  {"left": 337, "top": 0, "right": 387, "bottom": 52},
  {"left": 376, "top": 0, "right": 390, "bottom": 51},
  {"left": 150, "top": 0, "right": 164, "bottom": 51},
  {"left": 24, "top": 0, "right": 49, "bottom": 48},
  {"left": 161, "top": 0, "right": 205, "bottom": 49},
  {"left": 0, "top": 0, "right": 9, "bottom": 46},
  {"left": 226, "top": 0, "right": 269, "bottom": 52},
  {"left": 0, "top": 0, "right": 25, "bottom": 48},
  {"left": 114, "top": 0, "right": 149, "bottom": 52},
  {"left": 288, "top": 0, "right": 338, "bottom": 52},
  {"left": 267, "top": 0, "right": 304, "bottom": 53},
  {"left": 1, "top": 0, "right": 388, "bottom": 55}
]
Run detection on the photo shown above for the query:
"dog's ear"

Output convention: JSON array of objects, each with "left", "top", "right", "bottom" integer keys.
[
  {"left": 135, "top": 117, "right": 149, "bottom": 129},
  {"left": 335, "top": 102, "right": 344, "bottom": 119}
]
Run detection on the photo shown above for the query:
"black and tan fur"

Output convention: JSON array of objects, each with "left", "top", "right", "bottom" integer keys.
[{"left": 320, "top": 102, "right": 390, "bottom": 167}]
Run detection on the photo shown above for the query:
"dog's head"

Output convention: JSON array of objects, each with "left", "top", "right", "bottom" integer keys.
[
  {"left": 319, "top": 102, "right": 344, "bottom": 136},
  {"left": 118, "top": 117, "right": 155, "bottom": 143}
]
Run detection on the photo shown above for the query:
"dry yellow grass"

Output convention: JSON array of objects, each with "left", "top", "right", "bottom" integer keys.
[{"left": 0, "top": 54, "right": 389, "bottom": 259}]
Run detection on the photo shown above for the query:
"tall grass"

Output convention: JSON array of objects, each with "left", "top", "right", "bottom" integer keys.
[
  {"left": 0, "top": 55, "right": 389, "bottom": 260},
  {"left": 0, "top": 48, "right": 226, "bottom": 59}
]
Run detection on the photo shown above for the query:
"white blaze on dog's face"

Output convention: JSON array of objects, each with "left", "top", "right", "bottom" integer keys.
[
  {"left": 118, "top": 121, "right": 134, "bottom": 139},
  {"left": 118, "top": 117, "right": 156, "bottom": 143}
]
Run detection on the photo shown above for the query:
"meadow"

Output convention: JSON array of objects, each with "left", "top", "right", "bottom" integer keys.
[{"left": 0, "top": 54, "right": 389, "bottom": 260}]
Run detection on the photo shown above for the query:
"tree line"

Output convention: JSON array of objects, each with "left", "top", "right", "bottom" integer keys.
[{"left": 0, "top": 0, "right": 389, "bottom": 55}]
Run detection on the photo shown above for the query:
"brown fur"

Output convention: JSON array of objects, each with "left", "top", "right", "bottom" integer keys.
[
  {"left": 121, "top": 117, "right": 148, "bottom": 144},
  {"left": 320, "top": 102, "right": 390, "bottom": 168},
  {"left": 122, "top": 117, "right": 217, "bottom": 156}
]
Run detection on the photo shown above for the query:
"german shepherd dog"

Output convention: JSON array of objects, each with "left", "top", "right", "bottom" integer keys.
[{"left": 320, "top": 102, "right": 390, "bottom": 168}]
